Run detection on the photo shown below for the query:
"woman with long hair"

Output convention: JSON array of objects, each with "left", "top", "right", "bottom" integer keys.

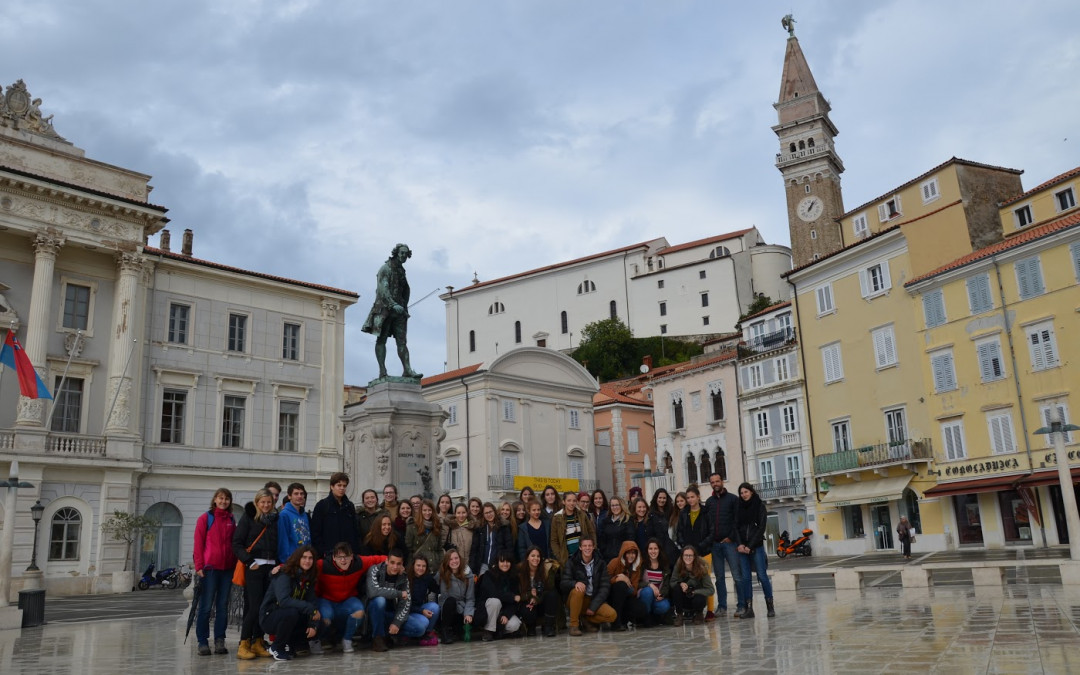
[
  {"left": 597, "top": 496, "right": 634, "bottom": 564},
  {"left": 669, "top": 545, "right": 715, "bottom": 626},
  {"left": 259, "top": 546, "right": 320, "bottom": 661},
  {"left": 630, "top": 498, "right": 669, "bottom": 566},
  {"left": 735, "top": 482, "right": 773, "bottom": 619},
  {"left": 518, "top": 500, "right": 550, "bottom": 561},
  {"left": 539, "top": 485, "right": 562, "bottom": 522},
  {"left": 470, "top": 502, "right": 513, "bottom": 575},
  {"left": 518, "top": 485, "right": 536, "bottom": 504},
  {"left": 447, "top": 503, "right": 475, "bottom": 557},
  {"left": 360, "top": 514, "right": 398, "bottom": 556},
  {"left": 435, "top": 494, "right": 454, "bottom": 528},
  {"left": 467, "top": 497, "right": 484, "bottom": 525},
  {"left": 637, "top": 538, "right": 672, "bottom": 626},
  {"left": 436, "top": 548, "right": 475, "bottom": 644},
  {"left": 590, "top": 489, "right": 609, "bottom": 525},
  {"left": 406, "top": 498, "right": 444, "bottom": 569},
  {"left": 477, "top": 551, "right": 523, "bottom": 641},
  {"left": 194, "top": 487, "right": 237, "bottom": 656},
  {"left": 405, "top": 554, "right": 442, "bottom": 645},
  {"left": 517, "top": 546, "right": 558, "bottom": 636},
  {"left": 606, "top": 540, "right": 646, "bottom": 631},
  {"left": 231, "top": 488, "right": 278, "bottom": 659},
  {"left": 392, "top": 500, "right": 413, "bottom": 554}
]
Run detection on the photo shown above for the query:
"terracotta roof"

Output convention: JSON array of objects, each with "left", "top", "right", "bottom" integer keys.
[
  {"left": 144, "top": 246, "right": 359, "bottom": 297},
  {"left": 1000, "top": 165, "right": 1080, "bottom": 207},
  {"left": 656, "top": 228, "right": 754, "bottom": 256},
  {"left": 839, "top": 157, "right": 1022, "bottom": 221},
  {"left": 421, "top": 363, "right": 483, "bottom": 387},
  {"left": 446, "top": 239, "right": 660, "bottom": 294},
  {"left": 593, "top": 384, "right": 653, "bottom": 408},
  {"left": 904, "top": 210, "right": 1080, "bottom": 287},
  {"left": 1, "top": 163, "right": 169, "bottom": 214},
  {"left": 740, "top": 301, "right": 791, "bottom": 323},
  {"left": 648, "top": 349, "right": 739, "bottom": 383}
]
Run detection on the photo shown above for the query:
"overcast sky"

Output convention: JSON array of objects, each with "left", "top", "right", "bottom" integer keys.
[{"left": 2, "top": 1, "right": 1077, "bottom": 385}]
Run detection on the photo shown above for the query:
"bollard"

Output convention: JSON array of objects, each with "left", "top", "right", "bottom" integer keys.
[{"left": 17, "top": 589, "right": 46, "bottom": 628}]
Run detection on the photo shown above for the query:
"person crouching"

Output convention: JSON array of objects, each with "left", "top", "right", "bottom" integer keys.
[{"left": 259, "top": 546, "right": 320, "bottom": 661}]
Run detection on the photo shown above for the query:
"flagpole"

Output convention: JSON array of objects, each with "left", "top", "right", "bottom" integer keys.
[
  {"left": 45, "top": 330, "right": 82, "bottom": 431},
  {"left": 104, "top": 338, "right": 138, "bottom": 434}
]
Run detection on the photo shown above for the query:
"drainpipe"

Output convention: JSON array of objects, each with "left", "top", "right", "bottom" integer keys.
[{"left": 460, "top": 375, "right": 472, "bottom": 499}]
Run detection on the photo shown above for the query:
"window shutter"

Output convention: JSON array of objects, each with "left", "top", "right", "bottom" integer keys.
[
  {"left": 1040, "top": 328, "right": 1056, "bottom": 366},
  {"left": 879, "top": 262, "right": 892, "bottom": 291},
  {"left": 873, "top": 330, "right": 886, "bottom": 367},
  {"left": 977, "top": 343, "right": 993, "bottom": 381},
  {"left": 923, "top": 290, "right": 945, "bottom": 327},
  {"left": 894, "top": 194, "right": 902, "bottom": 214},
  {"left": 878, "top": 203, "right": 888, "bottom": 222},
  {"left": 858, "top": 269, "right": 870, "bottom": 298},
  {"left": 1071, "top": 242, "right": 1080, "bottom": 281},
  {"left": 967, "top": 275, "right": 992, "bottom": 314},
  {"left": 883, "top": 328, "right": 896, "bottom": 365}
]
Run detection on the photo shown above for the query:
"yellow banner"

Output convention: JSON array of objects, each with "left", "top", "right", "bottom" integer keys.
[{"left": 513, "top": 476, "right": 580, "bottom": 494}]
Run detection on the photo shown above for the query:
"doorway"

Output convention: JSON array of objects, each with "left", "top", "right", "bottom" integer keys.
[
  {"left": 871, "top": 504, "right": 893, "bottom": 550},
  {"left": 1049, "top": 483, "right": 1080, "bottom": 544}
]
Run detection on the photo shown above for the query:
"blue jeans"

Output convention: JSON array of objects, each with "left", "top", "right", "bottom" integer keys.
[
  {"left": 367, "top": 596, "right": 402, "bottom": 637},
  {"left": 196, "top": 568, "right": 231, "bottom": 645},
  {"left": 739, "top": 546, "right": 773, "bottom": 602},
  {"left": 317, "top": 597, "right": 365, "bottom": 642},
  {"left": 638, "top": 585, "right": 671, "bottom": 617},
  {"left": 712, "top": 541, "right": 746, "bottom": 610},
  {"left": 403, "top": 602, "right": 441, "bottom": 637}
]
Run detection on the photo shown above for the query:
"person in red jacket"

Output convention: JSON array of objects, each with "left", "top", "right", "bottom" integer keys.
[
  {"left": 315, "top": 542, "right": 386, "bottom": 652},
  {"left": 194, "top": 488, "right": 238, "bottom": 656}
]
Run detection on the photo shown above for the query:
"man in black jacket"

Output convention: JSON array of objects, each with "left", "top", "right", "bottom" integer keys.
[
  {"left": 706, "top": 472, "right": 746, "bottom": 617},
  {"left": 311, "top": 473, "right": 359, "bottom": 557},
  {"left": 560, "top": 537, "right": 617, "bottom": 635}
]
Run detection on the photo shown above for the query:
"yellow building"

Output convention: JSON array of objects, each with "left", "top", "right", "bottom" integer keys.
[
  {"left": 785, "top": 159, "right": 1023, "bottom": 555},
  {"left": 905, "top": 167, "right": 1080, "bottom": 549}
]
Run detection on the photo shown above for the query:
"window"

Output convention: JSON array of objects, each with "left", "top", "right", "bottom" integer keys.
[
  {"left": 447, "top": 404, "right": 458, "bottom": 425},
  {"left": 852, "top": 213, "right": 869, "bottom": 239},
  {"left": 871, "top": 325, "right": 898, "bottom": 368},
  {"left": 49, "top": 507, "right": 81, "bottom": 561},
  {"left": 1056, "top": 187, "right": 1076, "bottom": 212},
  {"left": 282, "top": 322, "right": 301, "bottom": 360},
  {"left": 51, "top": 377, "right": 83, "bottom": 433},
  {"left": 1040, "top": 404, "right": 1073, "bottom": 445},
  {"left": 786, "top": 455, "right": 802, "bottom": 482},
  {"left": 469, "top": 330, "right": 476, "bottom": 352},
  {"left": 920, "top": 178, "right": 940, "bottom": 204},
  {"left": 659, "top": 302, "right": 667, "bottom": 316},
  {"left": 278, "top": 401, "right": 299, "bottom": 451},
  {"left": 514, "top": 321, "right": 522, "bottom": 344},
  {"left": 859, "top": 262, "right": 891, "bottom": 297},
  {"left": 844, "top": 505, "right": 865, "bottom": 538},
  {"left": 660, "top": 324, "right": 667, "bottom": 334},
  {"left": 628, "top": 429, "right": 640, "bottom": 454},
  {"left": 810, "top": 230, "right": 817, "bottom": 240},
  {"left": 821, "top": 343, "right": 843, "bottom": 383},
  {"left": 777, "top": 313, "right": 792, "bottom": 334},
  {"left": 685, "top": 454, "right": 698, "bottom": 484},
  {"left": 168, "top": 303, "right": 190, "bottom": 344},
  {"left": 775, "top": 356, "right": 790, "bottom": 381},
  {"left": 922, "top": 289, "right": 946, "bottom": 328},
  {"left": 672, "top": 393, "right": 685, "bottom": 430},
  {"left": 930, "top": 349, "right": 957, "bottom": 393},
  {"left": 966, "top": 274, "right": 993, "bottom": 315},
  {"left": 227, "top": 313, "right": 247, "bottom": 352},
  {"left": 1014, "top": 205, "right": 1033, "bottom": 228},
  {"left": 885, "top": 408, "right": 907, "bottom": 444},
  {"left": 502, "top": 400, "right": 517, "bottom": 422},
  {"left": 976, "top": 338, "right": 1005, "bottom": 382},
  {"left": 702, "top": 316, "right": 710, "bottom": 326},
  {"left": 597, "top": 430, "right": 611, "bottom": 446},
  {"left": 657, "top": 279, "right": 664, "bottom": 289},
  {"left": 987, "top": 412, "right": 1016, "bottom": 455},
  {"left": 1026, "top": 322, "right": 1058, "bottom": 371},
  {"left": 832, "top": 420, "right": 852, "bottom": 452},
  {"left": 782, "top": 404, "right": 798, "bottom": 433},
  {"left": 759, "top": 459, "right": 774, "bottom": 487},
  {"left": 755, "top": 410, "right": 770, "bottom": 438},
  {"left": 577, "top": 280, "right": 596, "bottom": 294},
  {"left": 878, "top": 195, "right": 902, "bottom": 221},
  {"left": 160, "top": 390, "right": 186, "bottom": 444},
  {"left": 560, "top": 311, "right": 568, "bottom": 334},
  {"left": 222, "top": 395, "right": 246, "bottom": 448},
  {"left": 747, "top": 363, "right": 763, "bottom": 389},
  {"left": 501, "top": 451, "right": 520, "bottom": 479},
  {"left": 815, "top": 284, "right": 834, "bottom": 315},
  {"left": 699, "top": 270, "right": 707, "bottom": 279},
  {"left": 709, "top": 246, "right": 730, "bottom": 258},
  {"left": 708, "top": 384, "right": 724, "bottom": 421},
  {"left": 701, "top": 293, "right": 709, "bottom": 308},
  {"left": 569, "top": 409, "right": 580, "bottom": 429},
  {"left": 445, "top": 459, "right": 462, "bottom": 490},
  {"left": 609, "top": 301, "right": 617, "bottom": 320},
  {"left": 569, "top": 456, "right": 585, "bottom": 480},
  {"left": 941, "top": 420, "right": 966, "bottom": 460},
  {"left": 62, "top": 283, "right": 91, "bottom": 331},
  {"left": 488, "top": 301, "right": 506, "bottom": 314},
  {"left": 1015, "top": 256, "right": 1045, "bottom": 299}
]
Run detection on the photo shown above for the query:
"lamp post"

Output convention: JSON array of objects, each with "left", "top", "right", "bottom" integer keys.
[
  {"left": 27, "top": 500, "right": 44, "bottom": 573},
  {"left": 0, "top": 461, "right": 35, "bottom": 607},
  {"left": 1034, "top": 406, "right": 1080, "bottom": 561}
]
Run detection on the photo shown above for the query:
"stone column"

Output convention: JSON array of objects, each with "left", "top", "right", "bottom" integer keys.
[
  {"left": 17, "top": 234, "right": 64, "bottom": 427},
  {"left": 103, "top": 253, "right": 142, "bottom": 434},
  {"left": 318, "top": 299, "right": 342, "bottom": 457}
]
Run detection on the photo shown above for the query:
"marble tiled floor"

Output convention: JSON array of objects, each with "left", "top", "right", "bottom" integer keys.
[{"left": 2, "top": 585, "right": 1079, "bottom": 674}]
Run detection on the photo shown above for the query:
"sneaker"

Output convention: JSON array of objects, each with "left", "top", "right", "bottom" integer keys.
[
  {"left": 341, "top": 640, "right": 354, "bottom": 653},
  {"left": 197, "top": 644, "right": 212, "bottom": 656},
  {"left": 419, "top": 632, "right": 439, "bottom": 646},
  {"left": 268, "top": 644, "right": 292, "bottom": 661}
]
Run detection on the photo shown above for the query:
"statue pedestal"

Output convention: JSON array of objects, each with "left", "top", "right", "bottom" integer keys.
[{"left": 342, "top": 381, "right": 447, "bottom": 499}]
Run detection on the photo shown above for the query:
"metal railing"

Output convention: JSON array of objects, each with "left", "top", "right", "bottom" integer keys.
[
  {"left": 46, "top": 433, "right": 106, "bottom": 456},
  {"left": 743, "top": 327, "right": 796, "bottom": 354},
  {"left": 813, "top": 437, "right": 933, "bottom": 476},
  {"left": 757, "top": 477, "right": 807, "bottom": 501}
]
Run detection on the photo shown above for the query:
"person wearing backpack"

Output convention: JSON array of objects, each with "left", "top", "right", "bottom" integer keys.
[{"left": 194, "top": 488, "right": 238, "bottom": 656}]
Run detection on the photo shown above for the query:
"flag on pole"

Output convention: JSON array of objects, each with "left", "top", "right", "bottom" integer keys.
[{"left": 0, "top": 332, "right": 53, "bottom": 399}]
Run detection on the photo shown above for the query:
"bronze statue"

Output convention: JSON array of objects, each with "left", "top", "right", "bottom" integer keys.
[
  {"left": 362, "top": 243, "right": 422, "bottom": 380},
  {"left": 781, "top": 14, "right": 796, "bottom": 37}
]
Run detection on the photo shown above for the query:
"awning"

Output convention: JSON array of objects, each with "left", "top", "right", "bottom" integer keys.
[
  {"left": 922, "top": 474, "right": 1023, "bottom": 498},
  {"left": 819, "top": 475, "right": 912, "bottom": 507},
  {"left": 1021, "top": 467, "right": 1080, "bottom": 488}
]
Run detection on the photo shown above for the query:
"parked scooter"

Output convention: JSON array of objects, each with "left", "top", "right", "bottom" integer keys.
[
  {"left": 137, "top": 562, "right": 179, "bottom": 590},
  {"left": 776, "top": 529, "right": 813, "bottom": 558}
]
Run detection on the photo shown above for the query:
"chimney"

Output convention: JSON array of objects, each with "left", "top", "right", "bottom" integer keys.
[
  {"left": 642, "top": 355, "right": 653, "bottom": 370},
  {"left": 181, "top": 229, "right": 193, "bottom": 257},
  {"left": 159, "top": 229, "right": 171, "bottom": 252}
]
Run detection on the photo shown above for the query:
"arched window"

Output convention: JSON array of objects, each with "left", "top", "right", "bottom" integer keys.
[
  {"left": 699, "top": 451, "right": 712, "bottom": 483},
  {"left": 609, "top": 300, "right": 617, "bottom": 320},
  {"left": 560, "top": 311, "right": 568, "bottom": 334},
  {"left": 708, "top": 246, "right": 730, "bottom": 259},
  {"left": 49, "top": 507, "right": 82, "bottom": 561},
  {"left": 714, "top": 450, "right": 728, "bottom": 481},
  {"left": 141, "top": 502, "right": 183, "bottom": 570},
  {"left": 577, "top": 280, "right": 596, "bottom": 295},
  {"left": 662, "top": 452, "right": 674, "bottom": 474},
  {"left": 488, "top": 301, "right": 505, "bottom": 315},
  {"left": 789, "top": 143, "right": 796, "bottom": 153},
  {"left": 807, "top": 137, "right": 815, "bottom": 148},
  {"left": 686, "top": 454, "right": 699, "bottom": 485},
  {"left": 798, "top": 140, "right": 805, "bottom": 150},
  {"left": 469, "top": 330, "right": 476, "bottom": 352},
  {"left": 514, "top": 321, "right": 521, "bottom": 344}
]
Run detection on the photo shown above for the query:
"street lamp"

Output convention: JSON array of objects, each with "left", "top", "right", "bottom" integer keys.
[
  {"left": 0, "top": 461, "right": 35, "bottom": 608},
  {"left": 26, "top": 500, "right": 44, "bottom": 573},
  {"left": 1034, "top": 409, "right": 1080, "bottom": 561}
]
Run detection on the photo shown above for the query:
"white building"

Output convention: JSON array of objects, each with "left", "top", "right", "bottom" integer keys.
[
  {"left": 0, "top": 80, "right": 356, "bottom": 597},
  {"left": 420, "top": 348, "right": 600, "bottom": 503},
  {"left": 441, "top": 228, "right": 792, "bottom": 370}
]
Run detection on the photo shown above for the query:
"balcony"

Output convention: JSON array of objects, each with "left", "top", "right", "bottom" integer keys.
[
  {"left": 0, "top": 430, "right": 13, "bottom": 451},
  {"left": 46, "top": 433, "right": 106, "bottom": 457},
  {"left": 775, "top": 139, "right": 839, "bottom": 169},
  {"left": 755, "top": 437, "right": 773, "bottom": 451},
  {"left": 487, "top": 475, "right": 599, "bottom": 493},
  {"left": 813, "top": 438, "right": 933, "bottom": 477},
  {"left": 758, "top": 477, "right": 807, "bottom": 501},
  {"left": 743, "top": 327, "right": 795, "bottom": 354}
]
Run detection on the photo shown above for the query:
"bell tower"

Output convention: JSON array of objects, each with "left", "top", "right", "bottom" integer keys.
[{"left": 773, "top": 18, "right": 845, "bottom": 267}]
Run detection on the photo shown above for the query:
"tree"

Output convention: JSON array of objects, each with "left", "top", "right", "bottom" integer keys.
[
  {"left": 101, "top": 511, "right": 161, "bottom": 571},
  {"left": 739, "top": 294, "right": 776, "bottom": 323},
  {"left": 572, "top": 317, "right": 636, "bottom": 381}
]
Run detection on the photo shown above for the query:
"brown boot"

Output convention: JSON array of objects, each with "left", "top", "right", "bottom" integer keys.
[
  {"left": 250, "top": 638, "right": 271, "bottom": 658},
  {"left": 237, "top": 640, "right": 256, "bottom": 660}
]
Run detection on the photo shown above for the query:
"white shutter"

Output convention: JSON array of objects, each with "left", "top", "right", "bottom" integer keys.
[
  {"left": 882, "top": 328, "right": 896, "bottom": 365},
  {"left": 878, "top": 203, "right": 888, "bottom": 222},
  {"left": 923, "top": 290, "right": 945, "bottom": 327},
  {"left": 879, "top": 262, "right": 892, "bottom": 291},
  {"left": 873, "top": 329, "right": 887, "bottom": 367},
  {"left": 1071, "top": 242, "right": 1080, "bottom": 281},
  {"left": 967, "top": 275, "right": 992, "bottom": 314},
  {"left": 977, "top": 343, "right": 993, "bottom": 381},
  {"left": 503, "top": 452, "right": 519, "bottom": 477},
  {"left": 858, "top": 269, "right": 870, "bottom": 298},
  {"left": 894, "top": 194, "right": 902, "bottom": 215},
  {"left": 988, "top": 414, "right": 1014, "bottom": 455},
  {"left": 1040, "top": 328, "right": 1056, "bottom": 366}
]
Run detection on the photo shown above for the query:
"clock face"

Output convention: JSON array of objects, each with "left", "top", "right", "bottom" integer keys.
[{"left": 797, "top": 196, "right": 824, "bottom": 222}]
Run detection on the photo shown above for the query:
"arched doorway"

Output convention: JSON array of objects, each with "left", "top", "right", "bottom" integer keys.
[
  {"left": 901, "top": 488, "right": 922, "bottom": 533},
  {"left": 140, "top": 502, "right": 182, "bottom": 572},
  {"left": 699, "top": 451, "right": 712, "bottom": 482}
]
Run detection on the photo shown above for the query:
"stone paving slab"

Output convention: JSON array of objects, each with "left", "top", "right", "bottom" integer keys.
[{"left": 2, "top": 584, "right": 1080, "bottom": 674}]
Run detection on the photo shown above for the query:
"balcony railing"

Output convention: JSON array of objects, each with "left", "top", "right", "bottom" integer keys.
[
  {"left": 813, "top": 437, "right": 933, "bottom": 477},
  {"left": 487, "top": 475, "right": 599, "bottom": 493},
  {"left": 0, "top": 430, "right": 13, "bottom": 451},
  {"left": 757, "top": 477, "right": 807, "bottom": 501},
  {"left": 775, "top": 139, "right": 837, "bottom": 168},
  {"left": 781, "top": 431, "right": 801, "bottom": 447},
  {"left": 46, "top": 433, "right": 106, "bottom": 457},
  {"left": 755, "top": 437, "right": 773, "bottom": 451},
  {"left": 743, "top": 327, "right": 796, "bottom": 354}
]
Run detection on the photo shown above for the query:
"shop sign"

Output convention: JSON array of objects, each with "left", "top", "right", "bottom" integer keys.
[
  {"left": 943, "top": 456, "right": 1020, "bottom": 478},
  {"left": 513, "top": 476, "right": 580, "bottom": 493},
  {"left": 1042, "top": 449, "right": 1080, "bottom": 466}
]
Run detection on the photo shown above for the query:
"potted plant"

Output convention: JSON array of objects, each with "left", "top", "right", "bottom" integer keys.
[{"left": 101, "top": 511, "right": 160, "bottom": 593}]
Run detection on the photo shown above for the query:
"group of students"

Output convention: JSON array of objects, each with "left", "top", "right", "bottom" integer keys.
[{"left": 189, "top": 471, "right": 775, "bottom": 661}]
